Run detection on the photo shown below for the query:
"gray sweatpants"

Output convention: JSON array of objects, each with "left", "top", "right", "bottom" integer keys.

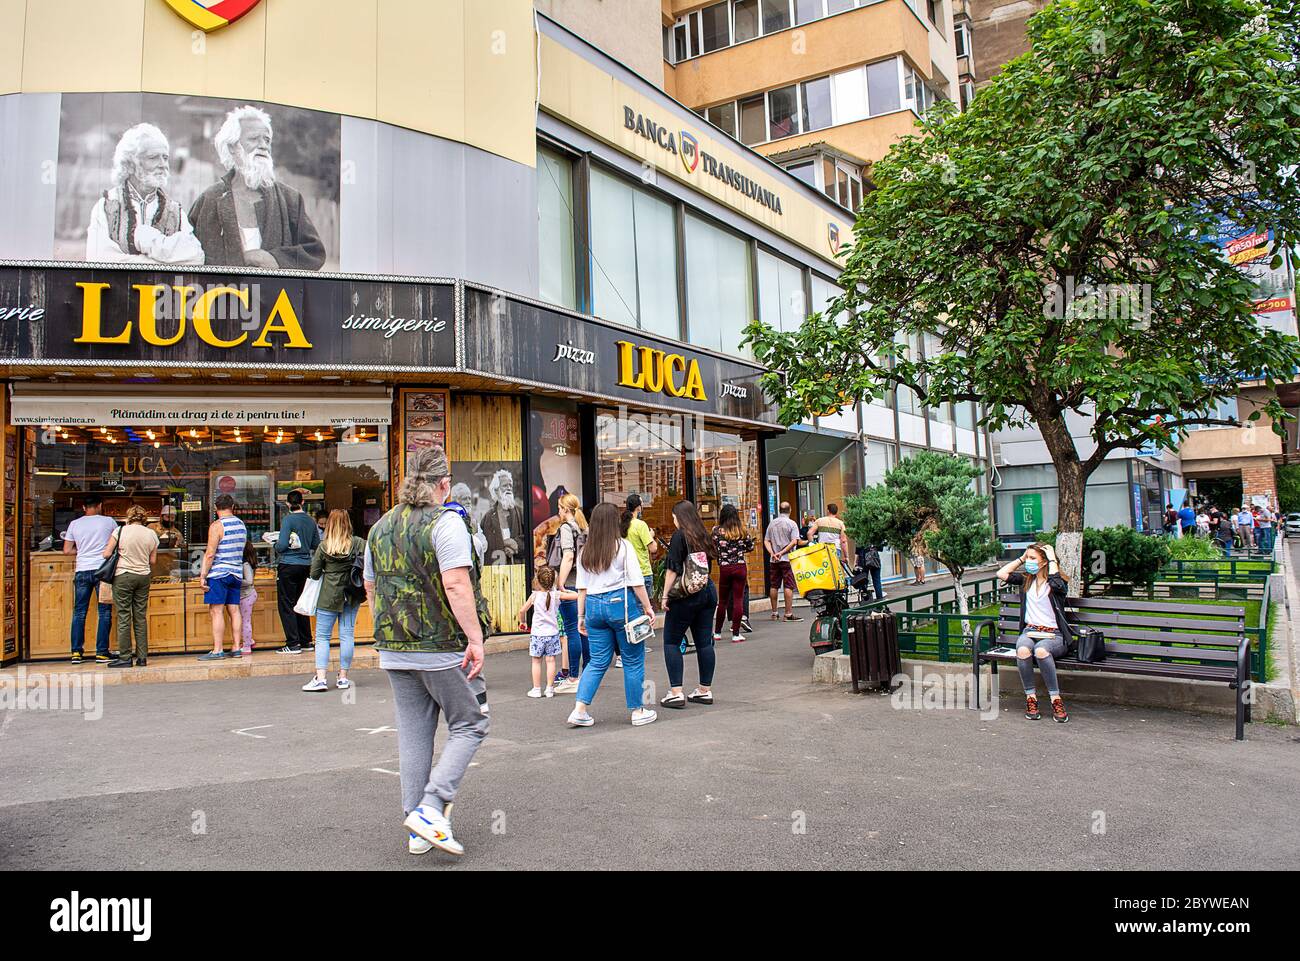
[{"left": 386, "top": 667, "right": 489, "bottom": 815}]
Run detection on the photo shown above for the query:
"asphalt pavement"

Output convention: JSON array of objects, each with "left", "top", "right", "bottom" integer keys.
[{"left": 2, "top": 616, "right": 1297, "bottom": 870}]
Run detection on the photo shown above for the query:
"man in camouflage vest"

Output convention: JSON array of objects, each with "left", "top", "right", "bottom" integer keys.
[{"left": 365, "top": 445, "right": 491, "bottom": 858}]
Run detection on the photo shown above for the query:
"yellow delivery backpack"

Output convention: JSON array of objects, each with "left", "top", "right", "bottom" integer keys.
[{"left": 788, "top": 542, "right": 847, "bottom": 596}]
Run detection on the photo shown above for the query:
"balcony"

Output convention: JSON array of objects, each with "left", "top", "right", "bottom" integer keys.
[
  {"left": 753, "top": 109, "right": 919, "bottom": 164},
  {"left": 670, "top": 0, "right": 932, "bottom": 110}
]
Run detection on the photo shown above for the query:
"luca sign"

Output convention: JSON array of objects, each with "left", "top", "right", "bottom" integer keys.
[
  {"left": 0, "top": 266, "right": 456, "bottom": 370},
  {"left": 163, "top": 0, "right": 262, "bottom": 32},
  {"left": 617, "top": 340, "right": 707, "bottom": 401}
]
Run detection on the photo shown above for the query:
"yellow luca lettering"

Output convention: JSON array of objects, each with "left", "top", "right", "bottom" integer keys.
[
  {"left": 134, "top": 284, "right": 192, "bottom": 347},
  {"left": 192, "top": 286, "right": 249, "bottom": 348},
  {"left": 616, "top": 340, "right": 708, "bottom": 402},
  {"left": 251, "top": 289, "right": 313, "bottom": 349},
  {"left": 74, "top": 282, "right": 132, "bottom": 344}
]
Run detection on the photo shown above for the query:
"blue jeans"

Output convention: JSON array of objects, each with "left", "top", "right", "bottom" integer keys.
[
  {"left": 314, "top": 604, "right": 359, "bottom": 671},
  {"left": 559, "top": 596, "right": 588, "bottom": 678},
  {"left": 576, "top": 590, "right": 647, "bottom": 710},
  {"left": 71, "top": 570, "right": 112, "bottom": 655}
]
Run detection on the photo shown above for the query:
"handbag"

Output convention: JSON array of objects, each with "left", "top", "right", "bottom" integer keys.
[
  {"left": 1074, "top": 627, "right": 1106, "bottom": 663},
  {"left": 622, "top": 545, "right": 654, "bottom": 645},
  {"left": 293, "top": 576, "right": 323, "bottom": 617},
  {"left": 93, "top": 524, "right": 123, "bottom": 584}
]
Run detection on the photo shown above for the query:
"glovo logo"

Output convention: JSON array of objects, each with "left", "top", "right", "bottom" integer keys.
[
  {"left": 163, "top": 0, "right": 262, "bottom": 32},
  {"left": 617, "top": 340, "right": 707, "bottom": 401}
]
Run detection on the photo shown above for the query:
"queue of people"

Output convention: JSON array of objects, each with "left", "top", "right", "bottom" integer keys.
[{"left": 1164, "top": 499, "right": 1282, "bottom": 553}]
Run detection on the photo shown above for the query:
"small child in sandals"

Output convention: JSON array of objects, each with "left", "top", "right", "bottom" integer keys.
[{"left": 517, "top": 566, "right": 577, "bottom": 699}]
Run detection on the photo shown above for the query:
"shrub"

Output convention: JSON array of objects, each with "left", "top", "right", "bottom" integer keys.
[
  {"left": 1166, "top": 535, "right": 1223, "bottom": 562},
  {"left": 1036, "top": 526, "right": 1170, "bottom": 595}
]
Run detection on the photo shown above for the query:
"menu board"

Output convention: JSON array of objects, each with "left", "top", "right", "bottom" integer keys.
[{"left": 400, "top": 389, "right": 450, "bottom": 483}]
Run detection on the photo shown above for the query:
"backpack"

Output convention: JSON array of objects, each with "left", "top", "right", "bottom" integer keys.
[
  {"left": 544, "top": 520, "right": 586, "bottom": 571},
  {"left": 668, "top": 546, "right": 711, "bottom": 600},
  {"left": 862, "top": 547, "right": 881, "bottom": 570}
]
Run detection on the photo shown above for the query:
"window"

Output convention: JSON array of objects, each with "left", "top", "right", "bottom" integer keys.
[
  {"left": 707, "top": 102, "right": 738, "bottom": 138},
  {"left": 761, "top": 0, "right": 791, "bottom": 34},
  {"left": 800, "top": 76, "right": 832, "bottom": 132},
  {"left": 810, "top": 274, "right": 841, "bottom": 321},
  {"left": 926, "top": 0, "right": 939, "bottom": 26},
  {"left": 758, "top": 249, "right": 807, "bottom": 333},
  {"left": 784, "top": 159, "right": 817, "bottom": 187},
  {"left": 959, "top": 80, "right": 975, "bottom": 111},
  {"left": 686, "top": 214, "right": 753, "bottom": 356},
  {"left": 795, "top": 0, "right": 823, "bottom": 25},
  {"left": 866, "top": 59, "right": 902, "bottom": 115},
  {"left": 674, "top": 22, "right": 690, "bottom": 61},
  {"left": 663, "top": 25, "right": 673, "bottom": 62},
  {"left": 831, "top": 67, "right": 868, "bottom": 124},
  {"left": 827, "top": 0, "right": 855, "bottom": 12},
  {"left": 767, "top": 84, "right": 800, "bottom": 139},
  {"left": 739, "top": 95, "right": 767, "bottom": 145},
  {"left": 823, "top": 157, "right": 862, "bottom": 210},
  {"left": 954, "top": 20, "right": 971, "bottom": 58},
  {"left": 701, "top": 2, "right": 731, "bottom": 52},
  {"left": 733, "top": 0, "right": 760, "bottom": 41},
  {"left": 537, "top": 147, "right": 576, "bottom": 310},
  {"left": 589, "top": 169, "right": 680, "bottom": 338}
]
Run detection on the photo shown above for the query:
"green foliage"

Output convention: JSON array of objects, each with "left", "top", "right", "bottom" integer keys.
[
  {"left": 746, "top": 0, "right": 1300, "bottom": 542},
  {"left": 843, "top": 451, "right": 1000, "bottom": 581},
  {"left": 1037, "top": 526, "right": 1171, "bottom": 593},
  {"left": 1165, "top": 535, "right": 1224, "bottom": 561},
  {"left": 1277, "top": 465, "right": 1300, "bottom": 514}
]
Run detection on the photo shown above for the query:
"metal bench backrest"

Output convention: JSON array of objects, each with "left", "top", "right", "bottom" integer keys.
[{"left": 997, "top": 592, "right": 1246, "bottom": 669}]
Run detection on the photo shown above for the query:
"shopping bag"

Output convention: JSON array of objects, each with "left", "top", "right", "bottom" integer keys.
[{"left": 293, "top": 577, "right": 323, "bottom": 617}]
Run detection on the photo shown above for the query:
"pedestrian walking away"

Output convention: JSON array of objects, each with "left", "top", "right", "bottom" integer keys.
[
  {"left": 367, "top": 445, "right": 492, "bottom": 858},
  {"left": 566, "top": 502, "right": 656, "bottom": 728},
  {"left": 996, "top": 542, "right": 1073, "bottom": 724},
  {"left": 302, "top": 509, "right": 366, "bottom": 693},
  {"left": 711, "top": 504, "right": 755, "bottom": 644},
  {"left": 659, "top": 500, "right": 719, "bottom": 711}
]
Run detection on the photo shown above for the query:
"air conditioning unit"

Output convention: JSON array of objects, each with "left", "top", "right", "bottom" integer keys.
[{"left": 991, "top": 441, "right": 1006, "bottom": 467}]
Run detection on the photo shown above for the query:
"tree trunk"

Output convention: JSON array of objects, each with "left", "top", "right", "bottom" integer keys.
[
  {"left": 951, "top": 569, "right": 972, "bottom": 639},
  {"left": 1036, "top": 411, "right": 1088, "bottom": 596}
]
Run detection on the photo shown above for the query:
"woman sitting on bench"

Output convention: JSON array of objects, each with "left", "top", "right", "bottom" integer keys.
[{"left": 996, "top": 543, "right": 1073, "bottom": 723}]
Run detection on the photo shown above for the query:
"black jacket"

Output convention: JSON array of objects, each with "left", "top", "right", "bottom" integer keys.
[{"left": 1004, "top": 571, "right": 1075, "bottom": 645}]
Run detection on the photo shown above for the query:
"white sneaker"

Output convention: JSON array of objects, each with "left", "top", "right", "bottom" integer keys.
[
  {"left": 713, "top": 633, "right": 722, "bottom": 642},
  {"left": 631, "top": 708, "right": 658, "bottom": 727},
  {"left": 403, "top": 804, "right": 463, "bottom": 857},
  {"left": 614, "top": 655, "right": 622, "bottom": 669},
  {"left": 731, "top": 634, "right": 745, "bottom": 643},
  {"left": 408, "top": 832, "right": 433, "bottom": 855},
  {"left": 526, "top": 686, "right": 542, "bottom": 698},
  {"left": 544, "top": 686, "right": 555, "bottom": 698},
  {"left": 336, "top": 677, "right": 351, "bottom": 690},
  {"left": 554, "top": 677, "right": 579, "bottom": 694},
  {"left": 567, "top": 708, "right": 594, "bottom": 727},
  {"left": 301, "top": 677, "right": 328, "bottom": 692}
]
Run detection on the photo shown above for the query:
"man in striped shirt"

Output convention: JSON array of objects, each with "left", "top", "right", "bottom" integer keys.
[{"left": 198, "top": 494, "right": 249, "bottom": 660}]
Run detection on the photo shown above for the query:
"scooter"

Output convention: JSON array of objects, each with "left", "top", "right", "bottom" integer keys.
[{"left": 805, "top": 586, "right": 851, "bottom": 655}]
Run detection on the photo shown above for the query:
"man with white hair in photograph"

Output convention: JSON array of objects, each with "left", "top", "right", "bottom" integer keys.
[
  {"left": 481, "top": 469, "right": 524, "bottom": 565},
  {"left": 188, "top": 104, "right": 326, "bottom": 270},
  {"left": 85, "top": 123, "right": 205, "bottom": 265}
]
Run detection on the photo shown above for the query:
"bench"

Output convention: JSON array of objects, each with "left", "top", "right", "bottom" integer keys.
[{"left": 972, "top": 595, "right": 1253, "bottom": 739}]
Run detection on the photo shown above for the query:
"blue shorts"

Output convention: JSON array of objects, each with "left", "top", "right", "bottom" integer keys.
[
  {"left": 529, "top": 633, "right": 562, "bottom": 658},
  {"left": 205, "top": 574, "right": 243, "bottom": 607}
]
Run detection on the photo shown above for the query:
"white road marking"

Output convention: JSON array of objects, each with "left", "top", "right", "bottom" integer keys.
[
  {"left": 371, "top": 767, "right": 400, "bottom": 776},
  {"left": 357, "top": 725, "right": 397, "bottom": 735},
  {"left": 232, "top": 724, "right": 272, "bottom": 739}
]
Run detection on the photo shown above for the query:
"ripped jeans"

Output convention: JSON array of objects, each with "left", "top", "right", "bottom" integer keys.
[{"left": 1015, "top": 630, "right": 1067, "bottom": 698}]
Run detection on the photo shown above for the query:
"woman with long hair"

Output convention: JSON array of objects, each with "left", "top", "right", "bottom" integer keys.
[
  {"left": 711, "top": 504, "right": 754, "bottom": 644},
  {"left": 996, "top": 541, "right": 1072, "bottom": 723},
  {"left": 303, "top": 509, "right": 366, "bottom": 692},
  {"left": 567, "top": 502, "right": 656, "bottom": 728},
  {"left": 659, "top": 500, "right": 719, "bottom": 709},
  {"left": 552, "top": 491, "right": 589, "bottom": 693}
]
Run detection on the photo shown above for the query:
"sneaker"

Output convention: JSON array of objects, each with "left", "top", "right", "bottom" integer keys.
[
  {"left": 740, "top": 617, "right": 753, "bottom": 633},
  {"left": 1024, "top": 695, "right": 1041, "bottom": 721},
  {"left": 336, "top": 677, "right": 351, "bottom": 690},
  {"left": 543, "top": 686, "right": 555, "bottom": 698},
  {"left": 403, "top": 804, "right": 463, "bottom": 857},
  {"left": 526, "top": 686, "right": 543, "bottom": 698},
  {"left": 302, "top": 677, "right": 329, "bottom": 692},
  {"left": 631, "top": 708, "right": 657, "bottom": 727},
  {"left": 95, "top": 653, "right": 114, "bottom": 663},
  {"left": 106, "top": 657, "right": 135, "bottom": 668},
  {"left": 731, "top": 634, "right": 745, "bottom": 644},
  {"left": 553, "top": 677, "right": 579, "bottom": 694},
  {"left": 70, "top": 651, "right": 83, "bottom": 664},
  {"left": 241, "top": 645, "right": 253, "bottom": 655},
  {"left": 1051, "top": 697, "right": 1069, "bottom": 723},
  {"left": 783, "top": 613, "right": 802, "bottom": 622},
  {"left": 712, "top": 633, "right": 722, "bottom": 643},
  {"left": 408, "top": 832, "right": 433, "bottom": 856},
  {"left": 197, "top": 651, "right": 226, "bottom": 661},
  {"left": 614, "top": 656, "right": 622, "bottom": 669},
  {"left": 567, "top": 708, "right": 594, "bottom": 727},
  {"left": 277, "top": 646, "right": 303, "bottom": 655}
]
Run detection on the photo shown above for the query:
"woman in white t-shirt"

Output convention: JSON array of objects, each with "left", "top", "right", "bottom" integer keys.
[
  {"left": 566, "top": 502, "right": 656, "bottom": 729},
  {"left": 996, "top": 542, "right": 1073, "bottom": 724}
]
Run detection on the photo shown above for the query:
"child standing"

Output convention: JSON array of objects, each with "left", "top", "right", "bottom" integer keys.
[
  {"left": 518, "top": 567, "right": 576, "bottom": 699},
  {"left": 239, "top": 542, "right": 259, "bottom": 655}
]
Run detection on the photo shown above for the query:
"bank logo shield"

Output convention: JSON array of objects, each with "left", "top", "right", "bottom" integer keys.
[
  {"left": 680, "top": 131, "right": 700, "bottom": 174},
  {"left": 163, "top": 0, "right": 263, "bottom": 32}
]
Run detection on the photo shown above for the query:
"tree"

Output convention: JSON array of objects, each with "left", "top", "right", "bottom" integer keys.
[
  {"left": 746, "top": 0, "right": 1300, "bottom": 591},
  {"left": 842, "top": 451, "right": 1001, "bottom": 623}
]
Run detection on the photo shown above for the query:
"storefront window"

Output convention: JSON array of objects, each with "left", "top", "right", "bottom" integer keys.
[
  {"left": 589, "top": 168, "right": 680, "bottom": 338},
  {"left": 29, "top": 423, "right": 388, "bottom": 659},
  {"left": 538, "top": 147, "right": 577, "bottom": 310},
  {"left": 695, "top": 429, "right": 764, "bottom": 597},
  {"left": 686, "top": 213, "right": 754, "bottom": 357},
  {"left": 595, "top": 409, "right": 687, "bottom": 567}
]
